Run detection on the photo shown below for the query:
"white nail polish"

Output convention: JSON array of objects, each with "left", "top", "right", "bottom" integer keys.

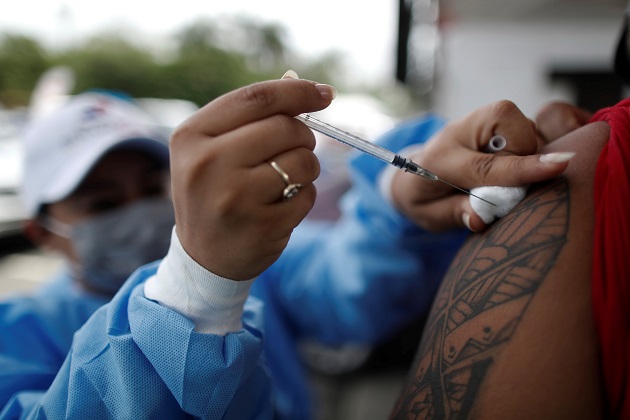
[
  {"left": 282, "top": 70, "right": 299, "bottom": 79},
  {"left": 539, "top": 152, "right": 576, "bottom": 163},
  {"left": 315, "top": 84, "right": 337, "bottom": 100},
  {"left": 462, "top": 212, "right": 476, "bottom": 232}
]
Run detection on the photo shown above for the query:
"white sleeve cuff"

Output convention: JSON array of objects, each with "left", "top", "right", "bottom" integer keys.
[
  {"left": 144, "top": 227, "right": 255, "bottom": 335},
  {"left": 377, "top": 143, "right": 427, "bottom": 205}
]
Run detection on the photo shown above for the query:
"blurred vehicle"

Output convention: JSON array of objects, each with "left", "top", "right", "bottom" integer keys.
[{"left": 0, "top": 107, "right": 28, "bottom": 238}]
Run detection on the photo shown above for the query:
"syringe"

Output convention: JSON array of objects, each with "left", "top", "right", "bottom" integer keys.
[{"left": 295, "top": 113, "right": 496, "bottom": 206}]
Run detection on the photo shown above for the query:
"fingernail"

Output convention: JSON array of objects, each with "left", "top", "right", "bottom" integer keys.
[
  {"left": 316, "top": 84, "right": 337, "bottom": 100},
  {"left": 539, "top": 152, "right": 575, "bottom": 163},
  {"left": 462, "top": 212, "right": 476, "bottom": 232},
  {"left": 282, "top": 70, "right": 299, "bottom": 79}
]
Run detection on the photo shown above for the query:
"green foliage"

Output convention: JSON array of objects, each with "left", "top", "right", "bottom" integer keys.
[
  {"left": 0, "top": 34, "right": 48, "bottom": 106},
  {"left": 0, "top": 17, "right": 346, "bottom": 108},
  {"left": 54, "top": 35, "right": 161, "bottom": 97}
]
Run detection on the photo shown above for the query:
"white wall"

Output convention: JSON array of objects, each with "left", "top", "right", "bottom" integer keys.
[{"left": 433, "top": 19, "right": 622, "bottom": 119}]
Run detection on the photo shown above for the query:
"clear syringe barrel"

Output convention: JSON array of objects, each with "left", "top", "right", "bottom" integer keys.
[
  {"left": 295, "top": 113, "right": 438, "bottom": 181},
  {"left": 295, "top": 114, "right": 397, "bottom": 164},
  {"left": 295, "top": 113, "right": 493, "bottom": 204}
]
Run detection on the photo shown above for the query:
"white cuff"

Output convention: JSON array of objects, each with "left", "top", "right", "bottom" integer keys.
[{"left": 144, "top": 227, "right": 255, "bottom": 335}]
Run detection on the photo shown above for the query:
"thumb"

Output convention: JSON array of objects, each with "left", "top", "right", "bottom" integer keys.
[{"left": 446, "top": 149, "right": 576, "bottom": 188}]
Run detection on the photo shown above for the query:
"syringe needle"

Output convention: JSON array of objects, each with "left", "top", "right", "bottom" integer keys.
[
  {"left": 295, "top": 113, "right": 497, "bottom": 207},
  {"left": 435, "top": 177, "right": 496, "bottom": 207},
  {"left": 402, "top": 160, "right": 496, "bottom": 207}
]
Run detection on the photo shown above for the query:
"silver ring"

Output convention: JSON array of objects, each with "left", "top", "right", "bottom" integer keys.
[{"left": 269, "top": 161, "right": 302, "bottom": 201}]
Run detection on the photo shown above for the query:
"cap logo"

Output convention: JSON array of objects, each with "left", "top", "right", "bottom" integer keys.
[
  {"left": 60, "top": 99, "right": 143, "bottom": 149},
  {"left": 83, "top": 103, "right": 108, "bottom": 120}
]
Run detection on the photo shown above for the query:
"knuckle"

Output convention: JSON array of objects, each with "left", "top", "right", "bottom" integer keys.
[
  {"left": 299, "top": 149, "right": 320, "bottom": 180},
  {"left": 239, "top": 82, "right": 278, "bottom": 110},
  {"left": 535, "top": 102, "right": 556, "bottom": 122},
  {"left": 170, "top": 123, "right": 193, "bottom": 149},
  {"left": 266, "top": 115, "right": 316, "bottom": 149},
  {"left": 491, "top": 99, "right": 519, "bottom": 118},
  {"left": 267, "top": 114, "right": 294, "bottom": 138},
  {"left": 471, "top": 153, "right": 496, "bottom": 182},
  {"left": 284, "top": 115, "right": 317, "bottom": 150}
]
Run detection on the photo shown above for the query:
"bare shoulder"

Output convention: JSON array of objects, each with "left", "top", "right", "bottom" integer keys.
[{"left": 391, "top": 121, "right": 610, "bottom": 419}]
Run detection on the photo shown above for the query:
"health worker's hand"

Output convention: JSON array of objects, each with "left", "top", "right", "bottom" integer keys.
[
  {"left": 535, "top": 101, "right": 592, "bottom": 143},
  {"left": 391, "top": 100, "right": 575, "bottom": 232},
  {"left": 170, "top": 77, "right": 336, "bottom": 280}
]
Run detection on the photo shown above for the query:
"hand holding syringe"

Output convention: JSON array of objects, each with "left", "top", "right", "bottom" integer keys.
[{"left": 295, "top": 113, "right": 497, "bottom": 207}]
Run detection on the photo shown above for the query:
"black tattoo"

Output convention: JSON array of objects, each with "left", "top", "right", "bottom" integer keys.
[{"left": 391, "top": 179, "right": 570, "bottom": 419}]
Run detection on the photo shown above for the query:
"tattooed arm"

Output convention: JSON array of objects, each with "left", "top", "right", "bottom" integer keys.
[{"left": 391, "top": 121, "right": 610, "bottom": 419}]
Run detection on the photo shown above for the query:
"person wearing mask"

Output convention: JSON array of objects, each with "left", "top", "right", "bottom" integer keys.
[
  {"left": 0, "top": 91, "right": 175, "bottom": 412},
  {"left": 0, "top": 72, "right": 572, "bottom": 419}
]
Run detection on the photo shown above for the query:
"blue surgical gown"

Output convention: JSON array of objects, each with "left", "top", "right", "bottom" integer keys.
[{"left": 0, "top": 115, "right": 468, "bottom": 419}]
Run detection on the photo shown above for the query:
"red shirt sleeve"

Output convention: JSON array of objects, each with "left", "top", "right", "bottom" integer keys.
[{"left": 590, "top": 97, "right": 630, "bottom": 419}]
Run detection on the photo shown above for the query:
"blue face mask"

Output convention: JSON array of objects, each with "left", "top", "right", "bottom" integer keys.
[{"left": 43, "top": 197, "right": 175, "bottom": 296}]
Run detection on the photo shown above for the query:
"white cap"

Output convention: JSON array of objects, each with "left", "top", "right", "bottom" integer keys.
[{"left": 20, "top": 92, "right": 170, "bottom": 216}]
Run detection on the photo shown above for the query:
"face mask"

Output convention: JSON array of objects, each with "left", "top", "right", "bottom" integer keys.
[{"left": 43, "top": 197, "right": 175, "bottom": 296}]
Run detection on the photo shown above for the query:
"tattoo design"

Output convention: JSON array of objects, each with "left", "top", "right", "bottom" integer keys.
[{"left": 391, "top": 179, "right": 570, "bottom": 419}]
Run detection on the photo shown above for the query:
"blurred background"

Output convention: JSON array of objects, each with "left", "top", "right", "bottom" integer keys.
[{"left": 0, "top": 0, "right": 626, "bottom": 418}]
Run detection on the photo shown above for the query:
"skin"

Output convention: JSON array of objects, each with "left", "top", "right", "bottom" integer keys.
[
  {"left": 169, "top": 81, "right": 575, "bottom": 281},
  {"left": 390, "top": 119, "right": 609, "bottom": 419},
  {"left": 391, "top": 100, "right": 574, "bottom": 233},
  {"left": 535, "top": 101, "right": 593, "bottom": 143},
  {"left": 23, "top": 149, "right": 169, "bottom": 294},
  {"left": 170, "top": 79, "right": 333, "bottom": 280}
]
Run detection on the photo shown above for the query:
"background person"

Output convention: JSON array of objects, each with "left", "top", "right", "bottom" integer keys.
[{"left": 0, "top": 91, "right": 174, "bottom": 411}]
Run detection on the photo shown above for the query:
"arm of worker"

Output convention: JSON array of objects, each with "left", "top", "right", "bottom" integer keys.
[
  {"left": 0, "top": 277, "right": 108, "bottom": 410},
  {"left": 1, "top": 258, "right": 272, "bottom": 419}
]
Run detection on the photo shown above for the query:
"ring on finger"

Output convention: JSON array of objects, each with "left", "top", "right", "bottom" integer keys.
[{"left": 269, "top": 160, "right": 302, "bottom": 201}]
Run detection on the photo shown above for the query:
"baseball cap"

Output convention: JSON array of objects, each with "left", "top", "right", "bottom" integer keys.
[{"left": 20, "top": 92, "right": 170, "bottom": 216}]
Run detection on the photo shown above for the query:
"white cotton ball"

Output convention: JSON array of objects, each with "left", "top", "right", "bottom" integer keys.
[{"left": 469, "top": 185, "right": 529, "bottom": 224}]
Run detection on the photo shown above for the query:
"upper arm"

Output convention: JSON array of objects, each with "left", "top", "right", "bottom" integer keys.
[{"left": 391, "top": 121, "right": 610, "bottom": 419}]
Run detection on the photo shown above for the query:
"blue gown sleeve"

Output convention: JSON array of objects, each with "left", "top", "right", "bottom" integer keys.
[
  {"left": 0, "top": 277, "right": 106, "bottom": 411},
  {"left": 1, "top": 262, "right": 273, "bottom": 419},
  {"left": 256, "top": 115, "right": 469, "bottom": 345}
]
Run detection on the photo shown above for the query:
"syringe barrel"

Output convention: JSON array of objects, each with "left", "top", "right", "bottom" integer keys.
[{"left": 295, "top": 114, "right": 396, "bottom": 164}]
